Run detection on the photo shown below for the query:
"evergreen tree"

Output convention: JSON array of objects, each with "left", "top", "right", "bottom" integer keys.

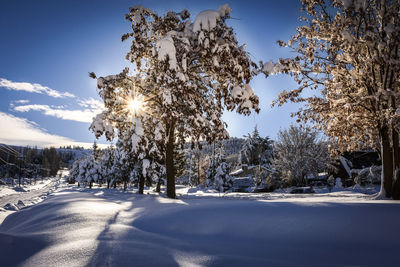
[
  {"left": 239, "top": 126, "right": 273, "bottom": 167},
  {"left": 205, "top": 144, "right": 224, "bottom": 187},
  {"left": 100, "top": 146, "right": 115, "bottom": 189},
  {"left": 214, "top": 160, "right": 233, "bottom": 192}
]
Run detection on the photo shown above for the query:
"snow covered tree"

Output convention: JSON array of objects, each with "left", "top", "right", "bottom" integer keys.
[
  {"left": 77, "top": 155, "right": 97, "bottom": 188},
  {"left": 100, "top": 146, "right": 114, "bottom": 188},
  {"left": 188, "top": 152, "right": 201, "bottom": 186},
  {"left": 271, "top": 125, "right": 328, "bottom": 187},
  {"left": 112, "top": 140, "right": 136, "bottom": 191},
  {"left": 214, "top": 160, "right": 233, "bottom": 192},
  {"left": 92, "top": 141, "right": 101, "bottom": 161},
  {"left": 174, "top": 145, "right": 186, "bottom": 181},
  {"left": 263, "top": 0, "right": 400, "bottom": 199},
  {"left": 205, "top": 144, "right": 224, "bottom": 187},
  {"left": 239, "top": 126, "right": 273, "bottom": 167},
  {"left": 67, "top": 159, "right": 80, "bottom": 184},
  {"left": 90, "top": 4, "right": 260, "bottom": 198}
]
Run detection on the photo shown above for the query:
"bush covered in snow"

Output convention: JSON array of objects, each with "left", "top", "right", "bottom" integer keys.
[{"left": 271, "top": 125, "right": 329, "bottom": 187}]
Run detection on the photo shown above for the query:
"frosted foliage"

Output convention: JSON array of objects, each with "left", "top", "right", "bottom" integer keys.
[
  {"left": 90, "top": 111, "right": 114, "bottom": 140},
  {"left": 193, "top": 4, "right": 231, "bottom": 32},
  {"left": 261, "top": 60, "right": 282, "bottom": 75},
  {"left": 213, "top": 162, "right": 233, "bottom": 192},
  {"left": 265, "top": 0, "right": 400, "bottom": 198},
  {"left": 142, "top": 159, "right": 150, "bottom": 177},
  {"left": 271, "top": 125, "right": 328, "bottom": 187},
  {"left": 156, "top": 35, "right": 178, "bottom": 71},
  {"left": 270, "top": 0, "right": 400, "bottom": 153}
]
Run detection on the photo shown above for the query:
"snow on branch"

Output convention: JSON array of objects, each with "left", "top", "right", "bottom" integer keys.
[{"left": 193, "top": 4, "right": 231, "bottom": 32}]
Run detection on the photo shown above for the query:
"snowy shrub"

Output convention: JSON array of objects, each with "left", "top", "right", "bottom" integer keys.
[
  {"left": 213, "top": 161, "right": 233, "bottom": 192},
  {"left": 271, "top": 125, "right": 329, "bottom": 187}
]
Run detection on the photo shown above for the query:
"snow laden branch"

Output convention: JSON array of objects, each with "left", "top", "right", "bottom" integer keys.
[
  {"left": 263, "top": 0, "right": 400, "bottom": 199},
  {"left": 90, "top": 4, "right": 260, "bottom": 198}
]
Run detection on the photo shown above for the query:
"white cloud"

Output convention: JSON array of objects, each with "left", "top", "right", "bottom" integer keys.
[
  {"left": 0, "top": 78, "right": 75, "bottom": 98},
  {"left": 0, "top": 112, "right": 107, "bottom": 148},
  {"left": 13, "top": 104, "right": 103, "bottom": 123},
  {"left": 78, "top": 98, "right": 104, "bottom": 110},
  {"left": 14, "top": 99, "right": 30, "bottom": 104}
]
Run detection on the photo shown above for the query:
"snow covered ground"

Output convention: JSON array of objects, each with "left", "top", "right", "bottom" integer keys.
[
  {"left": 1, "top": 181, "right": 400, "bottom": 266},
  {"left": 0, "top": 172, "right": 64, "bottom": 224}
]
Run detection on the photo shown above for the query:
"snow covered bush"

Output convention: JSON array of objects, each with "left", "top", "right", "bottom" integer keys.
[
  {"left": 213, "top": 161, "right": 233, "bottom": 192},
  {"left": 89, "top": 4, "right": 260, "bottom": 198},
  {"left": 271, "top": 125, "right": 329, "bottom": 187}
]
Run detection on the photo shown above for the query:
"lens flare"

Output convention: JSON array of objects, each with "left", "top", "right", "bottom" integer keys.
[{"left": 129, "top": 97, "right": 143, "bottom": 114}]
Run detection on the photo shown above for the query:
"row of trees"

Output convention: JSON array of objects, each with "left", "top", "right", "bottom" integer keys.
[
  {"left": 69, "top": 125, "right": 328, "bottom": 192},
  {"left": 0, "top": 145, "right": 61, "bottom": 181},
  {"left": 68, "top": 141, "right": 165, "bottom": 193}
]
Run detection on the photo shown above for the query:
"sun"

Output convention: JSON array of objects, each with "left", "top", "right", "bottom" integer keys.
[{"left": 128, "top": 95, "right": 145, "bottom": 115}]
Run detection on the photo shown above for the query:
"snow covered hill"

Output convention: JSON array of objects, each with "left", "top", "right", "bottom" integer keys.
[{"left": 1, "top": 184, "right": 400, "bottom": 266}]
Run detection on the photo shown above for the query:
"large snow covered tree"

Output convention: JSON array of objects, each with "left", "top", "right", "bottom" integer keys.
[
  {"left": 90, "top": 4, "right": 260, "bottom": 198},
  {"left": 263, "top": 0, "right": 400, "bottom": 199},
  {"left": 271, "top": 125, "right": 328, "bottom": 187}
]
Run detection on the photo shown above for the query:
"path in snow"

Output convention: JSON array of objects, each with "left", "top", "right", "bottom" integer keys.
[
  {"left": 1, "top": 185, "right": 400, "bottom": 266},
  {"left": 0, "top": 173, "right": 64, "bottom": 223},
  {"left": 0, "top": 178, "right": 60, "bottom": 207}
]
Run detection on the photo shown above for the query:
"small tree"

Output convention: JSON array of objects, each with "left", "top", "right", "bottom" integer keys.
[
  {"left": 205, "top": 144, "right": 224, "bottom": 187},
  {"left": 239, "top": 126, "right": 273, "bottom": 167},
  {"left": 100, "top": 146, "right": 115, "bottom": 188},
  {"left": 214, "top": 160, "right": 233, "bottom": 192},
  {"left": 271, "top": 125, "right": 328, "bottom": 187}
]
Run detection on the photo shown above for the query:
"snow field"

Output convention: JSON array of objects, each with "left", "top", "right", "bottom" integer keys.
[
  {"left": 1, "top": 184, "right": 400, "bottom": 266},
  {"left": 0, "top": 173, "right": 64, "bottom": 224}
]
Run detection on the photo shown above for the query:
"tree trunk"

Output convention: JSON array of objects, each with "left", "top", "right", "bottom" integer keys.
[
  {"left": 107, "top": 180, "right": 110, "bottom": 189},
  {"left": 146, "top": 176, "right": 152, "bottom": 187},
  {"left": 138, "top": 175, "right": 145, "bottom": 194},
  {"left": 392, "top": 129, "right": 400, "bottom": 200},
  {"left": 155, "top": 176, "right": 161, "bottom": 193},
  {"left": 380, "top": 126, "right": 394, "bottom": 198},
  {"left": 166, "top": 122, "right": 176, "bottom": 199}
]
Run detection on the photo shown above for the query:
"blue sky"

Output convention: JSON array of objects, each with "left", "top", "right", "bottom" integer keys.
[{"left": 0, "top": 0, "right": 304, "bottom": 148}]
